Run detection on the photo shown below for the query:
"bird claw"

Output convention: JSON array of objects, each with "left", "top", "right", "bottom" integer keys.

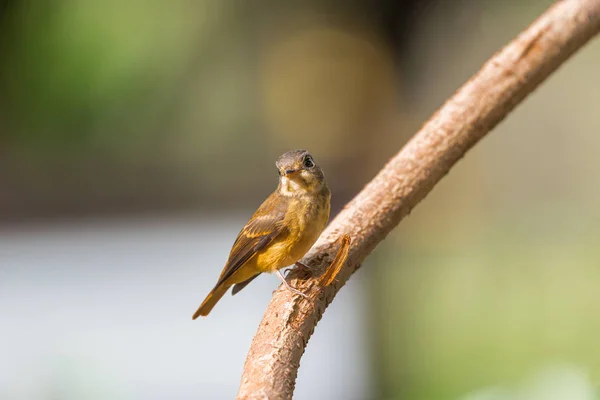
[
  {"left": 295, "top": 261, "right": 313, "bottom": 271},
  {"left": 284, "top": 284, "right": 310, "bottom": 299},
  {"left": 275, "top": 269, "right": 311, "bottom": 300},
  {"left": 284, "top": 261, "right": 313, "bottom": 278}
]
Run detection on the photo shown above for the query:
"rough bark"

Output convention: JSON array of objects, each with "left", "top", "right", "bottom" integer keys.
[{"left": 237, "top": 0, "right": 600, "bottom": 398}]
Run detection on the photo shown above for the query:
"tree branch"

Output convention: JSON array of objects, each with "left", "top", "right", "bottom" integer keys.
[{"left": 237, "top": 1, "right": 600, "bottom": 398}]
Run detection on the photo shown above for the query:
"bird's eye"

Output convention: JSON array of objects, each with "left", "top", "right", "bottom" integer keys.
[{"left": 303, "top": 156, "right": 314, "bottom": 168}]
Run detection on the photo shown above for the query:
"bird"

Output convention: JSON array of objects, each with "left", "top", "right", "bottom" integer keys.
[{"left": 192, "top": 149, "right": 331, "bottom": 319}]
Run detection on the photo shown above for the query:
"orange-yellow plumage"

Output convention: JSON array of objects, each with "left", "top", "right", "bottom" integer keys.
[{"left": 192, "top": 150, "right": 330, "bottom": 319}]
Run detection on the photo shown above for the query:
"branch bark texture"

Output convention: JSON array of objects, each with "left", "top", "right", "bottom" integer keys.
[{"left": 238, "top": 1, "right": 600, "bottom": 398}]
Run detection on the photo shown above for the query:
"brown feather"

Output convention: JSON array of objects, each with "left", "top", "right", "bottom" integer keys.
[
  {"left": 231, "top": 273, "right": 261, "bottom": 295},
  {"left": 192, "top": 283, "right": 230, "bottom": 319},
  {"left": 214, "top": 191, "right": 288, "bottom": 287}
]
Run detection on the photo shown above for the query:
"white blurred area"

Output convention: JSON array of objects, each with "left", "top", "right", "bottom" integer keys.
[{"left": 0, "top": 215, "right": 370, "bottom": 400}]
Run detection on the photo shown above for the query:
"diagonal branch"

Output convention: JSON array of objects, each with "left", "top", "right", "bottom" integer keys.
[{"left": 237, "top": 0, "right": 600, "bottom": 398}]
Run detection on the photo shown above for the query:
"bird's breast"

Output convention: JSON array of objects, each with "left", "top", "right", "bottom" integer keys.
[
  {"left": 289, "top": 195, "right": 329, "bottom": 256},
  {"left": 255, "top": 192, "right": 330, "bottom": 272}
]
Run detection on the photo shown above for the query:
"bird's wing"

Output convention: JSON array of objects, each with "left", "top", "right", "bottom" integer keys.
[
  {"left": 215, "top": 191, "right": 288, "bottom": 287},
  {"left": 231, "top": 274, "right": 260, "bottom": 295}
]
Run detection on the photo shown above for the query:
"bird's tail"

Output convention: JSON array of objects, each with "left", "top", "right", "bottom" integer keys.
[{"left": 192, "top": 283, "right": 230, "bottom": 319}]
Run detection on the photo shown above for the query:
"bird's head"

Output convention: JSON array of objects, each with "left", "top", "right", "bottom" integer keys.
[{"left": 275, "top": 149, "right": 326, "bottom": 196}]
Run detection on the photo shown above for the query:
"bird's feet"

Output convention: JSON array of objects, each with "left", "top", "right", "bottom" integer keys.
[
  {"left": 276, "top": 270, "right": 310, "bottom": 299},
  {"left": 284, "top": 261, "right": 315, "bottom": 277},
  {"left": 295, "top": 261, "right": 314, "bottom": 271}
]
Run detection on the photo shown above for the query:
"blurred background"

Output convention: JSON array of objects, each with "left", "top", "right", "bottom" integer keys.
[{"left": 1, "top": 0, "right": 599, "bottom": 399}]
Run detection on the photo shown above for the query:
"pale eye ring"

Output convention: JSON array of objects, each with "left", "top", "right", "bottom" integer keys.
[{"left": 303, "top": 156, "right": 314, "bottom": 168}]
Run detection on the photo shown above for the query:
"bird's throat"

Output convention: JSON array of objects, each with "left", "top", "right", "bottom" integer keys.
[{"left": 279, "top": 176, "right": 304, "bottom": 196}]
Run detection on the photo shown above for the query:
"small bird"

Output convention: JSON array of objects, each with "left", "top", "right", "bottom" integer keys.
[{"left": 192, "top": 149, "right": 331, "bottom": 319}]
